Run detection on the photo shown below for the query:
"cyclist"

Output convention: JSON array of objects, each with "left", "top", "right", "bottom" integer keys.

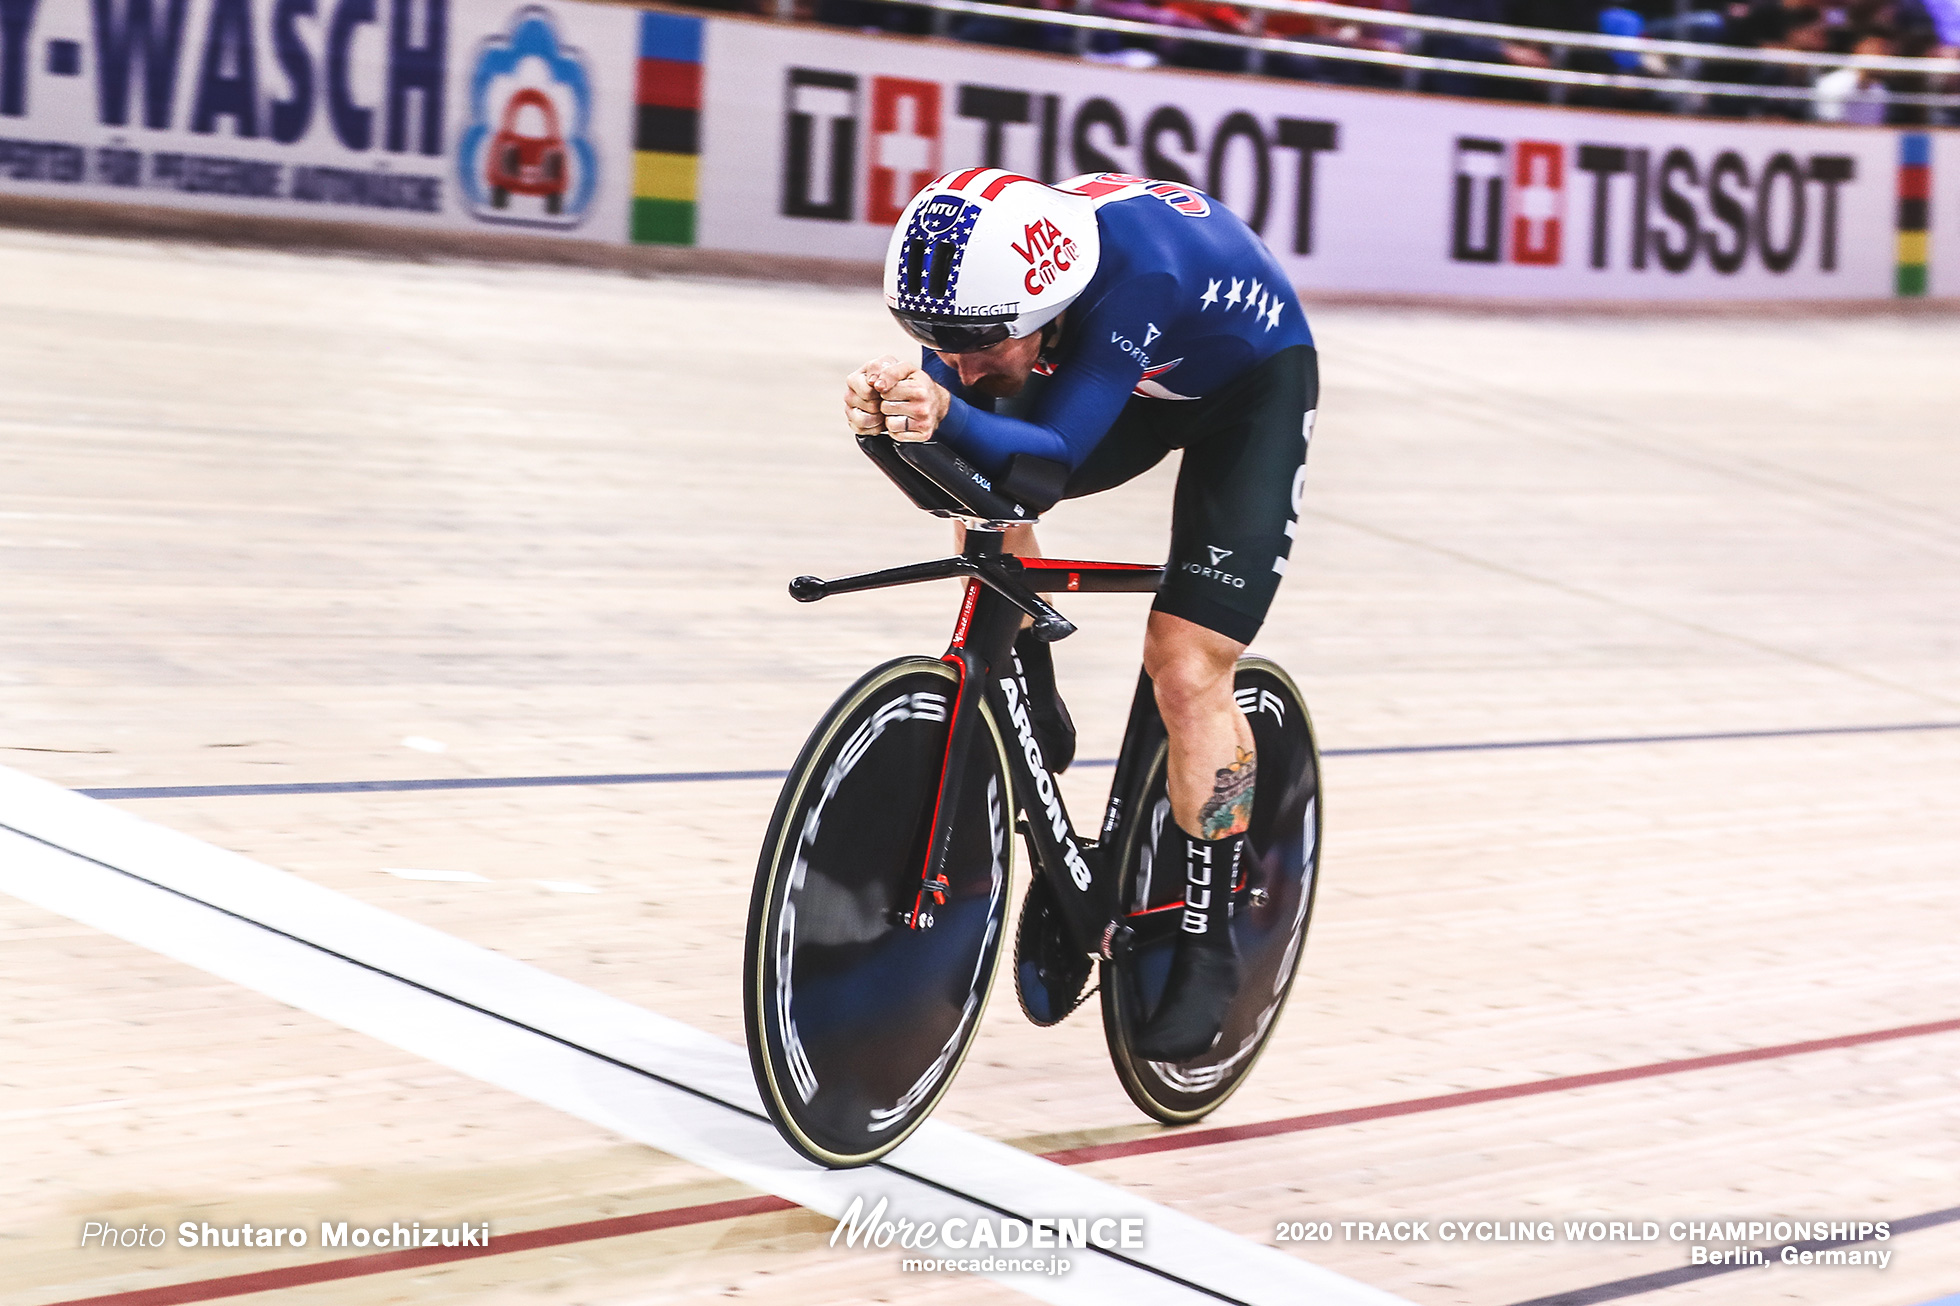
[{"left": 844, "top": 168, "right": 1317, "bottom": 1062}]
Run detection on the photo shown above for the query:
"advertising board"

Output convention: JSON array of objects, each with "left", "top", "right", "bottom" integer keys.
[
  {"left": 0, "top": 0, "right": 638, "bottom": 239},
  {"left": 692, "top": 17, "right": 1954, "bottom": 300},
  {"left": 0, "top": 2, "right": 1947, "bottom": 300}
]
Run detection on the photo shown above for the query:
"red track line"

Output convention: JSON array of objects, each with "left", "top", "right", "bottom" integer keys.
[
  {"left": 42, "top": 1015, "right": 1960, "bottom": 1306},
  {"left": 1040, "top": 1015, "right": 1960, "bottom": 1166},
  {"left": 42, "top": 1196, "right": 797, "bottom": 1306}
]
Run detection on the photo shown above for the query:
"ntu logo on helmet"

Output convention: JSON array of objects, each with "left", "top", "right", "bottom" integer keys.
[
  {"left": 894, "top": 195, "right": 983, "bottom": 315},
  {"left": 919, "top": 194, "right": 967, "bottom": 235}
]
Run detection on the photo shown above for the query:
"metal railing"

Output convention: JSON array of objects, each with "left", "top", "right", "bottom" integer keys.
[{"left": 787, "top": 0, "right": 1960, "bottom": 113}]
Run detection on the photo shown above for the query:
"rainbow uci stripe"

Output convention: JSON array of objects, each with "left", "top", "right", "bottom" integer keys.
[
  {"left": 633, "top": 13, "right": 703, "bottom": 245},
  {"left": 1896, "top": 133, "right": 1929, "bottom": 297}
]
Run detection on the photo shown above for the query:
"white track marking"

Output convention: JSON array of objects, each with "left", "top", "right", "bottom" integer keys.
[{"left": 0, "top": 764, "right": 1412, "bottom": 1306}]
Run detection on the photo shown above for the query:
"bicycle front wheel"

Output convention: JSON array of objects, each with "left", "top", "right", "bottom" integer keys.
[
  {"left": 744, "top": 656, "right": 1013, "bottom": 1168},
  {"left": 1101, "top": 657, "right": 1322, "bottom": 1124}
]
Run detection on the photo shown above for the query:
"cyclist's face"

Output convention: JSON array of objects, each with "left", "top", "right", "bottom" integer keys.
[{"left": 936, "top": 330, "right": 1044, "bottom": 398}]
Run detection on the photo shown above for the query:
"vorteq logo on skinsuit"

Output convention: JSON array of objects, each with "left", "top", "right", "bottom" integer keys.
[
  {"left": 457, "top": 7, "right": 597, "bottom": 226},
  {"left": 1452, "top": 136, "right": 1857, "bottom": 276}
]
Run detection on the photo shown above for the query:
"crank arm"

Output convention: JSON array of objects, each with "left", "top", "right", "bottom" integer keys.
[{"left": 970, "top": 556, "right": 1076, "bottom": 643}]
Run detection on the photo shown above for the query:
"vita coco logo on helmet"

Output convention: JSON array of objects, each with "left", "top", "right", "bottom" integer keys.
[{"left": 1010, "top": 219, "right": 1082, "bottom": 297}]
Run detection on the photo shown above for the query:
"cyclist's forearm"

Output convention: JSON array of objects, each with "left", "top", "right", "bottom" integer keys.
[{"left": 937, "top": 398, "right": 1074, "bottom": 473}]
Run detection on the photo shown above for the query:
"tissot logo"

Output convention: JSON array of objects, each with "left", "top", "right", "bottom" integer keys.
[
  {"left": 1452, "top": 136, "right": 1856, "bottom": 276},
  {"left": 869, "top": 78, "right": 940, "bottom": 224},
  {"left": 777, "top": 68, "right": 1338, "bottom": 254},
  {"left": 783, "top": 70, "right": 857, "bottom": 221}
]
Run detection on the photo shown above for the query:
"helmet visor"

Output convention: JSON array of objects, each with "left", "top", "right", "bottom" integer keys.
[{"left": 890, "top": 310, "right": 1014, "bottom": 354}]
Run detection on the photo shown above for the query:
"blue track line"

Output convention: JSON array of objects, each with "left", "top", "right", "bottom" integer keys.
[{"left": 74, "top": 720, "right": 1960, "bottom": 801}]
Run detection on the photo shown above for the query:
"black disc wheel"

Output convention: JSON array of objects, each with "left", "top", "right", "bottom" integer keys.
[
  {"left": 1101, "top": 657, "right": 1321, "bottom": 1124},
  {"left": 745, "top": 656, "right": 1013, "bottom": 1167}
]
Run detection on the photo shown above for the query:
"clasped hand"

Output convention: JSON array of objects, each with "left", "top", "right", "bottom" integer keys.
[{"left": 845, "top": 356, "right": 951, "bottom": 442}]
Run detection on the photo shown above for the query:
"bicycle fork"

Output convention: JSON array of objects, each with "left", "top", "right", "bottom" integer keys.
[{"left": 901, "top": 567, "right": 1026, "bottom": 930}]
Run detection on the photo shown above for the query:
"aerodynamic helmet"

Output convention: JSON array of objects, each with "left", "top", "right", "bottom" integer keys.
[{"left": 884, "top": 169, "right": 1101, "bottom": 353}]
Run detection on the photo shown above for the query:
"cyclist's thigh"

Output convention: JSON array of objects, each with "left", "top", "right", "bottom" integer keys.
[{"left": 1153, "top": 345, "right": 1319, "bottom": 645}]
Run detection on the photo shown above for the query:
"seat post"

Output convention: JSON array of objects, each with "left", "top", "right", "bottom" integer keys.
[{"left": 962, "top": 528, "right": 1006, "bottom": 559}]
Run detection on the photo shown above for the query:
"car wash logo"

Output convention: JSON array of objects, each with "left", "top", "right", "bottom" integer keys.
[
  {"left": 457, "top": 8, "right": 597, "bottom": 227},
  {"left": 1452, "top": 137, "right": 1857, "bottom": 276}
]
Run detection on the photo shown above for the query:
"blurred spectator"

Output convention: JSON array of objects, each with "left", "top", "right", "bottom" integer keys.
[
  {"left": 1273, "top": 0, "right": 1419, "bottom": 84},
  {"left": 1814, "top": 31, "right": 1893, "bottom": 117},
  {"left": 734, "top": 0, "right": 1960, "bottom": 121},
  {"left": 1597, "top": 5, "right": 1648, "bottom": 67},
  {"left": 1920, "top": 0, "right": 1960, "bottom": 122},
  {"left": 813, "top": 0, "right": 933, "bottom": 35},
  {"left": 1408, "top": 0, "right": 1567, "bottom": 96},
  {"left": 1151, "top": 0, "right": 1260, "bottom": 70},
  {"left": 945, "top": 0, "right": 1077, "bottom": 54},
  {"left": 1643, "top": 3, "right": 1728, "bottom": 39},
  {"left": 1083, "top": 0, "right": 1210, "bottom": 64}
]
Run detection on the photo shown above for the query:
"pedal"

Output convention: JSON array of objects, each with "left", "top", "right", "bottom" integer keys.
[{"left": 1100, "top": 921, "right": 1134, "bottom": 960}]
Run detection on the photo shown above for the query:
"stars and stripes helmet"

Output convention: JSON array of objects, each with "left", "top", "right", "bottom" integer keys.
[{"left": 884, "top": 168, "right": 1101, "bottom": 353}]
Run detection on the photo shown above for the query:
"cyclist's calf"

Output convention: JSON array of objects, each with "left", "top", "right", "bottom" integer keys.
[{"left": 1142, "top": 612, "right": 1254, "bottom": 840}]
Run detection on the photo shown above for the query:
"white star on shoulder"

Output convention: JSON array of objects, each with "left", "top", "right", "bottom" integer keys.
[
  {"left": 1224, "top": 278, "right": 1243, "bottom": 307},
  {"left": 1264, "top": 297, "right": 1283, "bottom": 330},
  {"left": 1247, "top": 279, "right": 1265, "bottom": 311},
  {"left": 1200, "top": 278, "right": 1220, "bottom": 309}
]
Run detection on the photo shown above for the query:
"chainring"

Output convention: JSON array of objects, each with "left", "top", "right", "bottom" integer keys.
[{"left": 1013, "top": 870, "right": 1095, "bottom": 1026}]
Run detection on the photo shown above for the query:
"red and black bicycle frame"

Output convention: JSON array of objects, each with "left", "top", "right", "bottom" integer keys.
[{"left": 792, "top": 525, "right": 1165, "bottom": 959}]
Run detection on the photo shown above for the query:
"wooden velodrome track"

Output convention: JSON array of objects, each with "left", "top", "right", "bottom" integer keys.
[{"left": 1, "top": 223, "right": 1956, "bottom": 1306}]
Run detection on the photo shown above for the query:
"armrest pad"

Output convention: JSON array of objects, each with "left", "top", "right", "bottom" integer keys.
[{"left": 1002, "top": 455, "right": 1069, "bottom": 513}]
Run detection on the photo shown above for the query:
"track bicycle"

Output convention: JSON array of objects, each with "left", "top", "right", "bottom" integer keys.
[{"left": 743, "top": 434, "right": 1323, "bottom": 1169}]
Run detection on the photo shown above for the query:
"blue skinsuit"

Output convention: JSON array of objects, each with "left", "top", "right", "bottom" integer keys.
[{"left": 927, "top": 181, "right": 1314, "bottom": 480}]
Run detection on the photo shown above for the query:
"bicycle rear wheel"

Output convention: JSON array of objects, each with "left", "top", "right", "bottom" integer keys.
[
  {"left": 744, "top": 656, "right": 1013, "bottom": 1168},
  {"left": 1100, "top": 657, "right": 1321, "bottom": 1123}
]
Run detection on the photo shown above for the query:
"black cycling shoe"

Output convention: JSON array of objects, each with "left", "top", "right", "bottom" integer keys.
[
  {"left": 1133, "top": 940, "right": 1241, "bottom": 1062},
  {"left": 1014, "top": 628, "right": 1076, "bottom": 774},
  {"left": 1133, "top": 827, "right": 1244, "bottom": 1062}
]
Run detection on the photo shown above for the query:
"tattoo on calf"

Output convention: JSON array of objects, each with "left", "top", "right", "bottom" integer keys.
[{"left": 1198, "top": 747, "right": 1256, "bottom": 838}]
